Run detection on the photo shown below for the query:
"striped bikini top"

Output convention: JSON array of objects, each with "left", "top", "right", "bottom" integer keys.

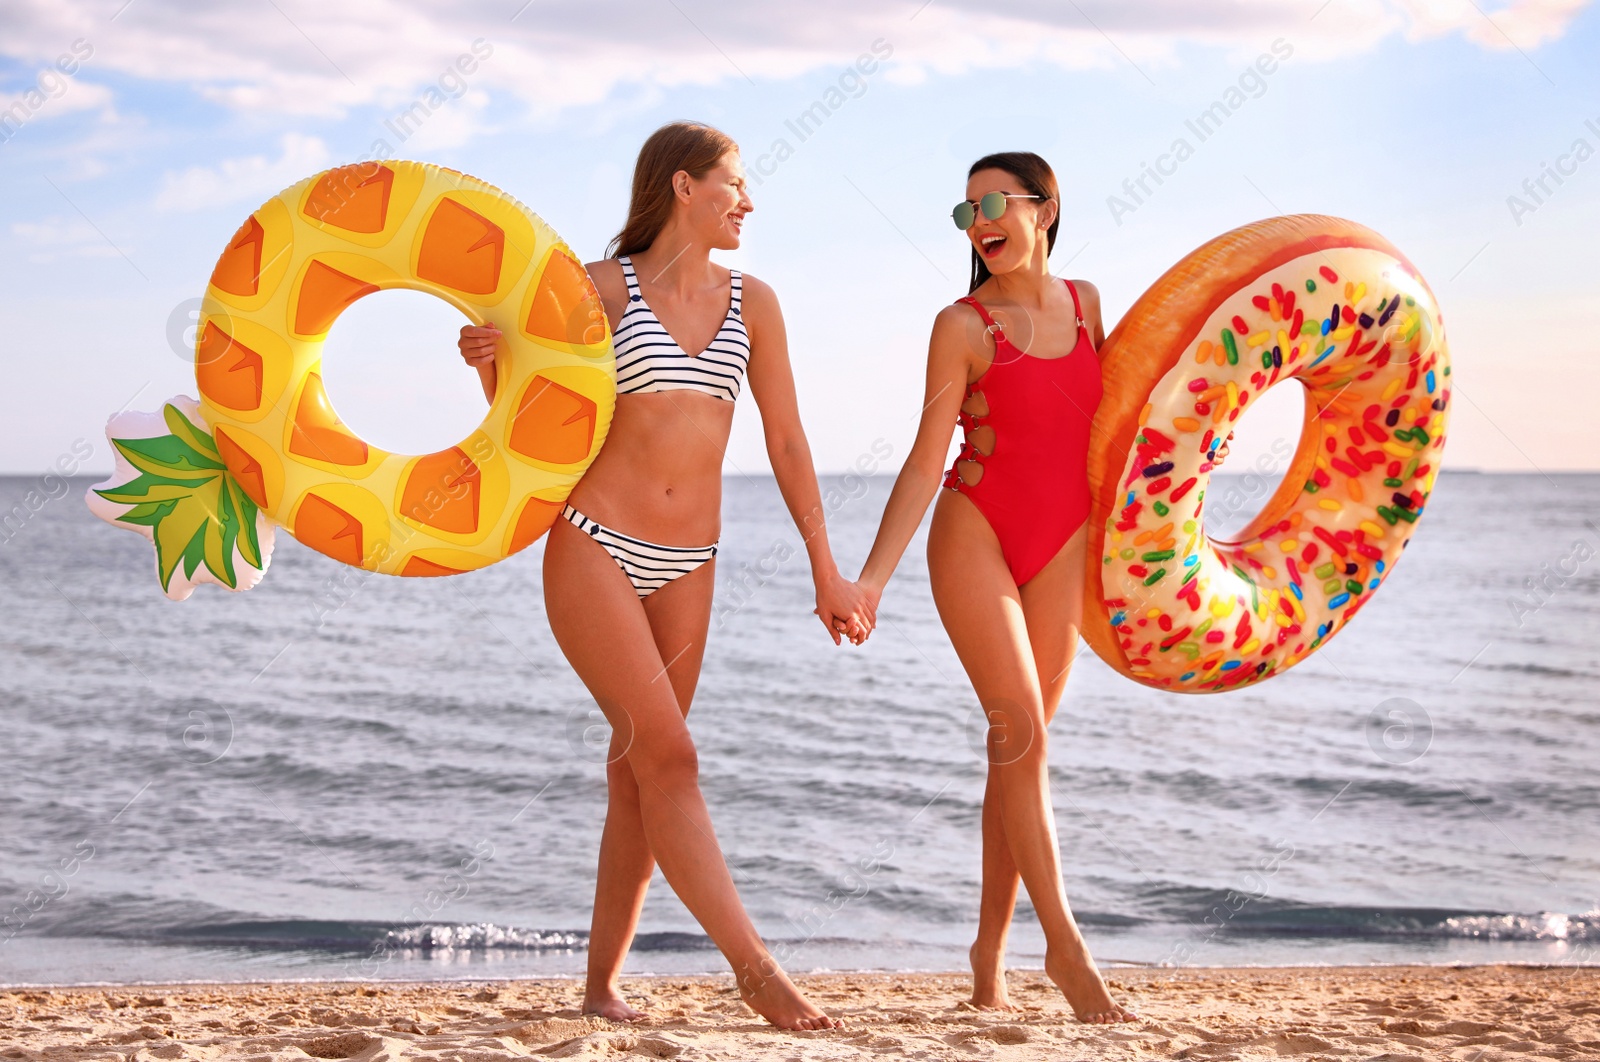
[{"left": 614, "top": 256, "right": 750, "bottom": 402}]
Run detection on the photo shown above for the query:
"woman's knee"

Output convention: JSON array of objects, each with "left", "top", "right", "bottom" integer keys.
[
  {"left": 981, "top": 698, "right": 1048, "bottom": 769},
  {"left": 605, "top": 751, "right": 642, "bottom": 798},
  {"left": 626, "top": 731, "right": 700, "bottom": 789}
]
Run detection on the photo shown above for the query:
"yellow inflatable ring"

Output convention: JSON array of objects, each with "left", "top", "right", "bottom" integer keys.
[
  {"left": 1083, "top": 216, "right": 1451, "bottom": 692},
  {"left": 196, "top": 160, "right": 615, "bottom": 577}
]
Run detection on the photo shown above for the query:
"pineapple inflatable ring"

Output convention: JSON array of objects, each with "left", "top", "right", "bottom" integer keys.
[{"left": 87, "top": 161, "right": 615, "bottom": 599}]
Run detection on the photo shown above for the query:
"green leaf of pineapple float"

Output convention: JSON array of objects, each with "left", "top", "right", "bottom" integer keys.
[{"left": 85, "top": 397, "right": 276, "bottom": 600}]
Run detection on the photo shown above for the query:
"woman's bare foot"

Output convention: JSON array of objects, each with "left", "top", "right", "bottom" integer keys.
[
  {"left": 582, "top": 987, "right": 645, "bottom": 1022},
  {"left": 738, "top": 963, "right": 842, "bottom": 1030},
  {"left": 1044, "top": 945, "right": 1138, "bottom": 1024},
  {"left": 967, "top": 940, "right": 1019, "bottom": 1010}
]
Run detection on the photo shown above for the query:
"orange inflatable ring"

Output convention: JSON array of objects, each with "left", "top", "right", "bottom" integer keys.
[
  {"left": 1084, "top": 215, "right": 1451, "bottom": 692},
  {"left": 195, "top": 160, "right": 615, "bottom": 577}
]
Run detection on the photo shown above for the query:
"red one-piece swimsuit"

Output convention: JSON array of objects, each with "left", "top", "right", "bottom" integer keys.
[{"left": 942, "top": 278, "right": 1105, "bottom": 587}]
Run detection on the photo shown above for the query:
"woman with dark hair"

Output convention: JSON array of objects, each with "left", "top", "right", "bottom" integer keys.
[
  {"left": 852, "top": 152, "right": 1135, "bottom": 1022},
  {"left": 459, "top": 121, "right": 866, "bottom": 1030}
]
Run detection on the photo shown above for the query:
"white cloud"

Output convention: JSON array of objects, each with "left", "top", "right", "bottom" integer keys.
[
  {"left": 10, "top": 216, "right": 123, "bottom": 262},
  {"left": 1396, "top": 0, "right": 1589, "bottom": 48},
  {"left": 391, "top": 89, "right": 492, "bottom": 153},
  {"left": 0, "top": 56, "right": 117, "bottom": 145},
  {"left": 152, "top": 132, "right": 332, "bottom": 212},
  {"left": 0, "top": 77, "right": 115, "bottom": 120},
  {"left": 0, "top": 0, "right": 1587, "bottom": 128}
]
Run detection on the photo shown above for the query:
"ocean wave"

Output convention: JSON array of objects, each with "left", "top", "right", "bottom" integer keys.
[
  {"left": 1221, "top": 906, "right": 1599, "bottom": 942},
  {"left": 1435, "top": 911, "right": 1597, "bottom": 942},
  {"left": 381, "top": 923, "right": 586, "bottom": 951},
  {"left": 33, "top": 916, "right": 591, "bottom": 955},
  {"left": 47, "top": 907, "right": 1598, "bottom": 956},
  {"left": 63, "top": 917, "right": 724, "bottom": 955},
  {"left": 1122, "top": 886, "right": 1599, "bottom": 943}
]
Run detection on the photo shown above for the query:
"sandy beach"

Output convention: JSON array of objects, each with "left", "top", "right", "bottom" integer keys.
[{"left": 2, "top": 964, "right": 1596, "bottom": 1061}]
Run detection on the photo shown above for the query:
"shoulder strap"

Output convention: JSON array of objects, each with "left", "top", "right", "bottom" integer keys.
[
  {"left": 728, "top": 270, "right": 743, "bottom": 314},
  {"left": 1063, "top": 278, "right": 1086, "bottom": 327},
  {"left": 619, "top": 256, "right": 641, "bottom": 298},
  {"left": 956, "top": 295, "right": 1000, "bottom": 332}
]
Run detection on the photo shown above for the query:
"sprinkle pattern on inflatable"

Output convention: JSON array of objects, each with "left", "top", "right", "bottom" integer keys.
[
  {"left": 89, "top": 161, "right": 616, "bottom": 600},
  {"left": 1082, "top": 216, "right": 1450, "bottom": 692}
]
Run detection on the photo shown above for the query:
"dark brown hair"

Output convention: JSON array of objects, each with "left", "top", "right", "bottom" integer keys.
[
  {"left": 966, "top": 151, "right": 1060, "bottom": 293},
  {"left": 607, "top": 121, "right": 739, "bottom": 258}
]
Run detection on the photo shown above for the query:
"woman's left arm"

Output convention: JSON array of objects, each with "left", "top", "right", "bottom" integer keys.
[{"left": 742, "top": 274, "right": 873, "bottom": 645}]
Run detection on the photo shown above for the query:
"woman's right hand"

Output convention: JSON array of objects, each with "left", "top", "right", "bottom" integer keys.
[
  {"left": 814, "top": 569, "right": 876, "bottom": 647},
  {"left": 859, "top": 579, "right": 882, "bottom": 621},
  {"left": 459, "top": 324, "right": 500, "bottom": 370},
  {"left": 849, "top": 577, "right": 884, "bottom": 645},
  {"left": 460, "top": 325, "right": 501, "bottom": 402}
]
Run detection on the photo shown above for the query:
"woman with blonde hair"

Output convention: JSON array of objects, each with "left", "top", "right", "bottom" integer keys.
[{"left": 459, "top": 121, "right": 866, "bottom": 1029}]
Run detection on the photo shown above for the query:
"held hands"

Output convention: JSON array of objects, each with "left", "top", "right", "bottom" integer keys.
[{"left": 813, "top": 569, "right": 878, "bottom": 647}]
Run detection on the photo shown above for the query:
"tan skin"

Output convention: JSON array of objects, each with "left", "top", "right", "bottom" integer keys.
[
  {"left": 853, "top": 168, "right": 1136, "bottom": 1023},
  {"left": 459, "top": 153, "right": 871, "bottom": 1030}
]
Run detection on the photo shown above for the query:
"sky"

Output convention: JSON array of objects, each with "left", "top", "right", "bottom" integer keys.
[{"left": 1, "top": 0, "right": 1597, "bottom": 477}]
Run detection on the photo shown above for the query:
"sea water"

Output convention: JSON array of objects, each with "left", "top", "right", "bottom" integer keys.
[{"left": 1, "top": 471, "right": 1595, "bottom": 984}]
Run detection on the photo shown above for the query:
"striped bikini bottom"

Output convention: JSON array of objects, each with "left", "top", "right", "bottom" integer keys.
[{"left": 561, "top": 505, "right": 717, "bottom": 599}]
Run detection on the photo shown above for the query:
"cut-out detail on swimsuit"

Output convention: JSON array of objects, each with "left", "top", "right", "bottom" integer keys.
[
  {"left": 955, "top": 418, "right": 994, "bottom": 487},
  {"left": 562, "top": 504, "right": 717, "bottom": 598},
  {"left": 965, "top": 424, "right": 996, "bottom": 458},
  {"left": 942, "top": 279, "right": 1105, "bottom": 587},
  {"left": 614, "top": 256, "right": 750, "bottom": 401}
]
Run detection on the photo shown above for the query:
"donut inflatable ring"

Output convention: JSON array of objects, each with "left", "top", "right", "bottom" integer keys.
[
  {"left": 1083, "top": 216, "right": 1450, "bottom": 692},
  {"left": 195, "top": 160, "right": 614, "bottom": 578}
]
